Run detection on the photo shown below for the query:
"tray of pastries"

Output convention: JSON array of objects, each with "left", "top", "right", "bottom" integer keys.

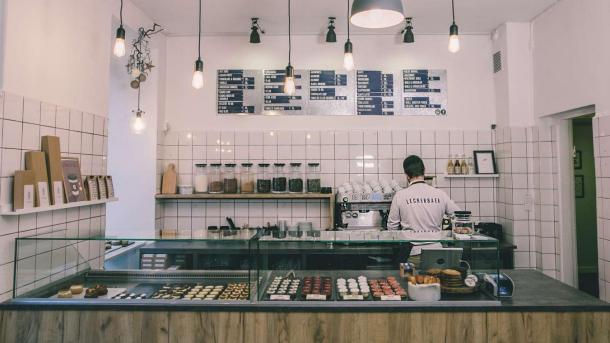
[
  {"left": 336, "top": 276, "right": 370, "bottom": 300},
  {"left": 51, "top": 284, "right": 121, "bottom": 299},
  {"left": 368, "top": 276, "right": 407, "bottom": 301},
  {"left": 300, "top": 276, "right": 332, "bottom": 301},
  {"left": 265, "top": 276, "right": 301, "bottom": 300}
]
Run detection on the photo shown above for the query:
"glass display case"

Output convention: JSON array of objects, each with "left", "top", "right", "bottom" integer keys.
[
  {"left": 11, "top": 230, "right": 257, "bottom": 303},
  {"left": 9, "top": 230, "right": 500, "bottom": 307}
]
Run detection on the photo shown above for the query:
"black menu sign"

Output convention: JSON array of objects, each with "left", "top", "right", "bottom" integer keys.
[
  {"left": 262, "top": 69, "right": 306, "bottom": 115},
  {"left": 217, "top": 69, "right": 261, "bottom": 114},
  {"left": 401, "top": 69, "right": 447, "bottom": 116},
  {"left": 308, "top": 70, "right": 354, "bottom": 115},
  {"left": 356, "top": 70, "right": 396, "bottom": 116}
]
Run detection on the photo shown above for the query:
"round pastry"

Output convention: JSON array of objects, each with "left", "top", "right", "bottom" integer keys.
[
  {"left": 84, "top": 288, "right": 99, "bottom": 298},
  {"left": 70, "top": 284, "right": 84, "bottom": 294},
  {"left": 58, "top": 289, "right": 72, "bottom": 298},
  {"left": 94, "top": 285, "right": 108, "bottom": 296}
]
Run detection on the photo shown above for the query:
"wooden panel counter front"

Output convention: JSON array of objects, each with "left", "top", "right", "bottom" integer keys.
[{"left": 1, "top": 310, "right": 610, "bottom": 343}]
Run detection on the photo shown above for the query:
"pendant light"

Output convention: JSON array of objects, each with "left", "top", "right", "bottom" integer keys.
[
  {"left": 402, "top": 17, "right": 414, "bottom": 43},
  {"left": 191, "top": 0, "right": 204, "bottom": 89},
  {"left": 448, "top": 0, "right": 460, "bottom": 53},
  {"left": 343, "top": 0, "right": 354, "bottom": 71},
  {"left": 113, "top": 0, "right": 126, "bottom": 57},
  {"left": 250, "top": 18, "right": 265, "bottom": 44},
  {"left": 283, "top": 0, "right": 296, "bottom": 95},
  {"left": 325, "top": 17, "right": 337, "bottom": 43},
  {"left": 131, "top": 87, "right": 146, "bottom": 134},
  {"left": 350, "top": 0, "right": 404, "bottom": 29}
]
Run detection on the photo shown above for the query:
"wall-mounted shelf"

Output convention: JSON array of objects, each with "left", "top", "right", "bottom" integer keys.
[
  {"left": 155, "top": 193, "right": 335, "bottom": 228},
  {"left": 155, "top": 193, "right": 333, "bottom": 200},
  {"left": 1, "top": 197, "right": 119, "bottom": 216},
  {"left": 442, "top": 174, "right": 499, "bottom": 178}
]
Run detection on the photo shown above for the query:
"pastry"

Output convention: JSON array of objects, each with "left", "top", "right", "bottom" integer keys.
[
  {"left": 58, "top": 289, "right": 72, "bottom": 298},
  {"left": 442, "top": 269, "right": 461, "bottom": 277},
  {"left": 84, "top": 288, "right": 99, "bottom": 298},
  {"left": 70, "top": 284, "right": 84, "bottom": 294},
  {"left": 93, "top": 284, "right": 108, "bottom": 296}
]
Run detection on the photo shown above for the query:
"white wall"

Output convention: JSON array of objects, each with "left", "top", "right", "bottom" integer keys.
[
  {"left": 164, "top": 34, "right": 496, "bottom": 131},
  {"left": 532, "top": 0, "right": 610, "bottom": 118},
  {"left": 1, "top": 0, "right": 112, "bottom": 116}
]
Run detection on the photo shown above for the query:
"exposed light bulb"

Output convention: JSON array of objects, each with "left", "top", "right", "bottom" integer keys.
[
  {"left": 284, "top": 76, "right": 296, "bottom": 95},
  {"left": 448, "top": 23, "right": 460, "bottom": 53},
  {"left": 131, "top": 112, "right": 146, "bottom": 134},
  {"left": 192, "top": 59, "right": 204, "bottom": 89},
  {"left": 343, "top": 53, "right": 354, "bottom": 71},
  {"left": 284, "top": 64, "right": 296, "bottom": 95},
  {"left": 113, "top": 26, "right": 126, "bottom": 57},
  {"left": 343, "top": 40, "right": 354, "bottom": 71}
]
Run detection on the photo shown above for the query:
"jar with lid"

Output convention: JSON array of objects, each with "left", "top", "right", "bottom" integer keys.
[
  {"left": 194, "top": 163, "right": 208, "bottom": 193},
  {"left": 223, "top": 163, "right": 238, "bottom": 193},
  {"left": 240, "top": 163, "right": 255, "bottom": 194},
  {"left": 257, "top": 163, "right": 271, "bottom": 193},
  {"left": 208, "top": 164, "right": 224, "bottom": 193},
  {"left": 452, "top": 211, "right": 474, "bottom": 235},
  {"left": 288, "top": 163, "right": 304, "bottom": 193},
  {"left": 272, "top": 163, "right": 287, "bottom": 193},
  {"left": 306, "top": 163, "right": 321, "bottom": 193}
]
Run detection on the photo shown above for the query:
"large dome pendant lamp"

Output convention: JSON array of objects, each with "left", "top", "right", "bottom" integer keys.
[
  {"left": 191, "top": 0, "right": 204, "bottom": 89},
  {"left": 350, "top": 0, "right": 404, "bottom": 29},
  {"left": 283, "top": 0, "right": 296, "bottom": 95}
]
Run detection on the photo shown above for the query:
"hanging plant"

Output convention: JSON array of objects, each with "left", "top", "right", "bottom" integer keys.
[{"left": 127, "top": 23, "right": 163, "bottom": 89}]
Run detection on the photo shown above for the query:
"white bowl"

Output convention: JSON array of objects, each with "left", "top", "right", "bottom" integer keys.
[{"left": 407, "top": 283, "right": 441, "bottom": 301}]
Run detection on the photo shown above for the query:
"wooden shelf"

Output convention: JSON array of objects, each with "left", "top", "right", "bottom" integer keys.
[
  {"left": 155, "top": 193, "right": 334, "bottom": 200},
  {"left": 1, "top": 197, "right": 119, "bottom": 216},
  {"left": 442, "top": 174, "right": 499, "bottom": 178}
]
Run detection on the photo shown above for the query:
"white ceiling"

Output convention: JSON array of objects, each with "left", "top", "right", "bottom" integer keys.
[{"left": 130, "top": 0, "right": 557, "bottom": 36}]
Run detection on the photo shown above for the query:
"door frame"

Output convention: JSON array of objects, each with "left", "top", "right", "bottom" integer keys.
[{"left": 541, "top": 105, "right": 595, "bottom": 287}]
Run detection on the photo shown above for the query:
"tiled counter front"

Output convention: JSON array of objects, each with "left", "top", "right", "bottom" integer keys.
[
  {"left": 0, "top": 91, "right": 109, "bottom": 300},
  {"left": 155, "top": 129, "right": 498, "bottom": 236}
]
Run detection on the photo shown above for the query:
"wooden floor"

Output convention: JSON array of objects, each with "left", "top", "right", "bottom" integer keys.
[{"left": 1, "top": 310, "right": 609, "bottom": 343}]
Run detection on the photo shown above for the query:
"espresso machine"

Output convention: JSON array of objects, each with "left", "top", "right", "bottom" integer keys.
[{"left": 334, "top": 180, "right": 399, "bottom": 230}]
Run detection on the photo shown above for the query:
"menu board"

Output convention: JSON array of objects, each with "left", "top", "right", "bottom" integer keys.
[
  {"left": 262, "top": 69, "right": 307, "bottom": 115},
  {"left": 356, "top": 70, "right": 397, "bottom": 116},
  {"left": 401, "top": 69, "right": 447, "bottom": 116},
  {"left": 217, "top": 69, "right": 261, "bottom": 114},
  {"left": 308, "top": 70, "right": 355, "bottom": 115}
]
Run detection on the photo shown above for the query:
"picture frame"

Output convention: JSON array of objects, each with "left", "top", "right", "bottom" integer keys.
[
  {"left": 575, "top": 175, "right": 584, "bottom": 198},
  {"left": 574, "top": 150, "right": 582, "bottom": 170},
  {"left": 473, "top": 150, "right": 497, "bottom": 174}
]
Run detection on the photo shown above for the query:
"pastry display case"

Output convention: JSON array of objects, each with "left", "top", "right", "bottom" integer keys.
[{"left": 9, "top": 230, "right": 501, "bottom": 307}]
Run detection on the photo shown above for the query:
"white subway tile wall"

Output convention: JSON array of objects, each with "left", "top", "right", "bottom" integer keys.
[
  {"left": 0, "top": 91, "right": 108, "bottom": 300},
  {"left": 594, "top": 115, "right": 610, "bottom": 302},
  {"left": 155, "top": 129, "right": 498, "bottom": 236}
]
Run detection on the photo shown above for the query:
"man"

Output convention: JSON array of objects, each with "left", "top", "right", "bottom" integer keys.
[{"left": 387, "top": 155, "right": 460, "bottom": 262}]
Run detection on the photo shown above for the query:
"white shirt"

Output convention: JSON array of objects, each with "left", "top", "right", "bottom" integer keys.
[{"left": 387, "top": 180, "right": 460, "bottom": 255}]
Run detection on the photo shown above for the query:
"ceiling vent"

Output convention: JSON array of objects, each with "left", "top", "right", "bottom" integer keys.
[{"left": 493, "top": 51, "right": 502, "bottom": 73}]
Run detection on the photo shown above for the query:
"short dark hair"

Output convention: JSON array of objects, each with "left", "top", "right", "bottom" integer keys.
[{"left": 403, "top": 155, "right": 425, "bottom": 177}]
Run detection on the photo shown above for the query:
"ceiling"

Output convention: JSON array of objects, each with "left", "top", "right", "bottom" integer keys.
[{"left": 130, "top": 0, "right": 557, "bottom": 36}]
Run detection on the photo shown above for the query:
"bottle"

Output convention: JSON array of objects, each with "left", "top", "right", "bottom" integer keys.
[
  {"left": 446, "top": 155, "right": 454, "bottom": 175},
  {"left": 453, "top": 155, "right": 461, "bottom": 175},
  {"left": 460, "top": 154, "right": 468, "bottom": 175},
  {"left": 467, "top": 157, "right": 475, "bottom": 175}
]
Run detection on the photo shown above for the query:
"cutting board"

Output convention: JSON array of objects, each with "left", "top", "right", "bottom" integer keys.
[{"left": 161, "top": 163, "right": 177, "bottom": 194}]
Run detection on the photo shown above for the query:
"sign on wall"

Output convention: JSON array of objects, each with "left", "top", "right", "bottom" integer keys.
[
  {"left": 216, "top": 68, "right": 447, "bottom": 116},
  {"left": 401, "top": 69, "right": 447, "bottom": 116}
]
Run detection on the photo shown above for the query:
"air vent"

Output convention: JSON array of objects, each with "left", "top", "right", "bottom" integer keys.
[{"left": 493, "top": 51, "right": 502, "bottom": 73}]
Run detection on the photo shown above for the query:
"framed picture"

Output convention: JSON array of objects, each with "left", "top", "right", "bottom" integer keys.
[
  {"left": 61, "top": 158, "right": 87, "bottom": 202},
  {"left": 473, "top": 150, "right": 497, "bottom": 174},
  {"left": 575, "top": 175, "right": 584, "bottom": 198},
  {"left": 574, "top": 150, "right": 582, "bottom": 170}
]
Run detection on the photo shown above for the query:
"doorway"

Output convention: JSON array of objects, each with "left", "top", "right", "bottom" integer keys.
[{"left": 571, "top": 116, "right": 598, "bottom": 297}]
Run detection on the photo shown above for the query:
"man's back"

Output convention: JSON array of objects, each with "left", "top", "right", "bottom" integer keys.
[{"left": 387, "top": 182, "right": 459, "bottom": 231}]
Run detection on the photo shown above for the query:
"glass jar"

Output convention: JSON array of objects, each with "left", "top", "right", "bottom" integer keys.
[
  {"left": 223, "top": 163, "right": 238, "bottom": 193},
  {"left": 208, "top": 164, "right": 224, "bottom": 193},
  {"left": 194, "top": 163, "right": 208, "bottom": 193},
  {"left": 288, "top": 163, "right": 304, "bottom": 193},
  {"left": 240, "top": 163, "right": 255, "bottom": 194},
  {"left": 272, "top": 163, "right": 287, "bottom": 193},
  {"left": 452, "top": 211, "right": 474, "bottom": 235},
  {"left": 306, "top": 163, "right": 321, "bottom": 193},
  {"left": 257, "top": 163, "right": 271, "bottom": 193}
]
